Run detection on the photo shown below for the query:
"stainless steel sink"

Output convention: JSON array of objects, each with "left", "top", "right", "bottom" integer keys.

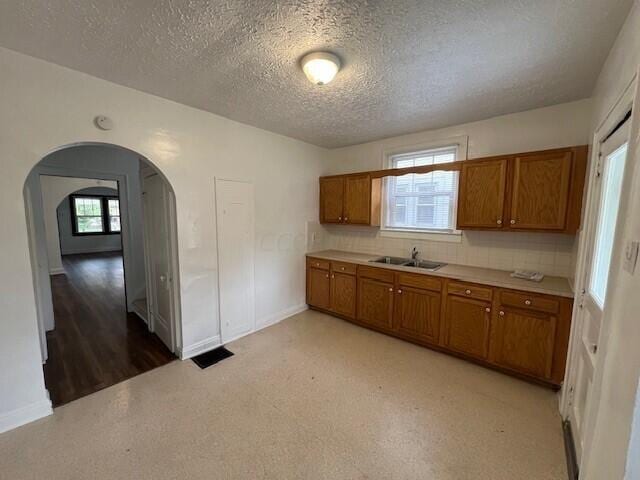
[
  {"left": 370, "top": 257, "right": 446, "bottom": 271},
  {"left": 371, "top": 256, "right": 412, "bottom": 265}
]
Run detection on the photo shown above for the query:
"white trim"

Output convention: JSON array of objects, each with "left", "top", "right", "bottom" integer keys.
[
  {"left": 0, "top": 397, "right": 52, "bottom": 434},
  {"left": 379, "top": 229, "right": 462, "bottom": 243},
  {"left": 48, "top": 267, "right": 66, "bottom": 276},
  {"left": 178, "top": 335, "right": 222, "bottom": 360},
  {"left": 380, "top": 134, "right": 469, "bottom": 167},
  {"left": 256, "top": 304, "right": 308, "bottom": 330}
]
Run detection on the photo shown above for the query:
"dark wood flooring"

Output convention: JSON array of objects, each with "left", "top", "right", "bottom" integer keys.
[{"left": 44, "top": 252, "right": 175, "bottom": 407}]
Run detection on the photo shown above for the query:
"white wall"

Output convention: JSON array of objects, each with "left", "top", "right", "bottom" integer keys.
[
  {"left": 315, "top": 100, "right": 593, "bottom": 278},
  {"left": 39, "top": 177, "right": 119, "bottom": 274},
  {"left": 0, "top": 46, "right": 325, "bottom": 433},
  {"left": 57, "top": 186, "right": 122, "bottom": 256},
  {"left": 578, "top": 3, "right": 640, "bottom": 480}
]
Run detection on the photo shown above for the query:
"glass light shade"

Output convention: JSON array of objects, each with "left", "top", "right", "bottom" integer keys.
[{"left": 301, "top": 52, "right": 341, "bottom": 85}]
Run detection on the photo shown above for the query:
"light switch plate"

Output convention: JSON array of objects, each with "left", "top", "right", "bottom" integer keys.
[{"left": 623, "top": 240, "right": 639, "bottom": 274}]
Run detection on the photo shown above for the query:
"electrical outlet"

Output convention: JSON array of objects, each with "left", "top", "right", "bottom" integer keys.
[{"left": 623, "top": 240, "right": 639, "bottom": 274}]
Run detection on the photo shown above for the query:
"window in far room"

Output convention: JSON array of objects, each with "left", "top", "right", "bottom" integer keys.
[{"left": 71, "top": 195, "right": 121, "bottom": 235}]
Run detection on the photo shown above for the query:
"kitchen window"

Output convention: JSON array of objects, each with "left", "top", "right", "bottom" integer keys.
[
  {"left": 71, "top": 195, "right": 121, "bottom": 235},
  {"left": 383, "top": 145, "right": 459, "bottom": 235}
]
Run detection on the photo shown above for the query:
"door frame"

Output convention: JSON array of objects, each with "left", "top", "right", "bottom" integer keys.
[
  {"left": 560, "top": 76, "right": 637, "bottom": 460},
  {"left": 214, "top": 177, "right": 256, "bottom": 345}
]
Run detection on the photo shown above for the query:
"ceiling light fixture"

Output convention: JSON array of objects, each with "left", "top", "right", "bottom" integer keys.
[{"left": 301, "top": 52, "right": 341, "bottom": 86}]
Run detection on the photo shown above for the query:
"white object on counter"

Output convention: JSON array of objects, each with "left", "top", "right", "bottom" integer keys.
[{"left": 510, "top": 270, "right": 545, "bottom": 282}]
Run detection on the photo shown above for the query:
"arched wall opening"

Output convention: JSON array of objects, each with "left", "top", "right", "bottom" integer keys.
[{"left": 23, "top": 141, "right": 182, "bottom": 398}]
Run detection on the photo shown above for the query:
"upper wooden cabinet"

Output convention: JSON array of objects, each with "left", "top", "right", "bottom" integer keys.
[
  {"left": 509, "top": 151, "right": 572, "bottom": 231},
  {"left": 457, "top": 158, "right": 509, "bottom": 229},
  {"left": 319, "top": 177, "right": 345, "bottom": 223},
  {"left": 456, "top": 146, "right": 587, "bottom": 233},
  {"left": 319, "top": 174, "right": 381, "bottom": 226}
]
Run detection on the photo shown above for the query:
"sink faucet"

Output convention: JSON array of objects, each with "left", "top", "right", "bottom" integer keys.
[{"left": 411, "top": 247, "right": 419, "bottom": 260}]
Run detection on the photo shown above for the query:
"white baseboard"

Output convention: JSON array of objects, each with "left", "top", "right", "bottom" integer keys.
[
  {"left": 178, "top": 335, "right": 222, "bottom": 360},
  {"left": 61, "top": 246, "right": 122, "bottom": 255},
  {"left": 0, "top": 397, "right": 52, "bottom": 434},
  {"left": 256, "top": 303, "right": 308, "bottom": 330},
  {"left": 49, "top": 267, "right": 66, "bottom": 276},
  {"left": 177, "top": 305, "right": 308, "bottom": 361}
]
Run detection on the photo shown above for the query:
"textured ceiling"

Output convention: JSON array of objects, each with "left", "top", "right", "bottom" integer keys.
[{"left": 0, "top": 0, "right": 633, "bottom": 148}]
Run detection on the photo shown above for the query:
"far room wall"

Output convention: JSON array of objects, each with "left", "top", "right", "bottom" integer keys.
[{"left": 57, "top": 186, "right": 122, "bottom": 256}]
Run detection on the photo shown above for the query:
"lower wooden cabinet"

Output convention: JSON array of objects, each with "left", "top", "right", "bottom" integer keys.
[
  {"left": 307, "top": 267, "right": 330, "bottom": 310},
  {"left": 306, "top": 257, "right": 573, "bottom": 387},
  {"left": 490, "top": 306, "right": 557, "bottom": 380},
  {"left": 331, "top": 272, "right": 357, "bottom": 318},
  {"left": 357, "top": 277, "right": 395, "bottom": 330},
  {"left": 443, "top": 295, "right": 491, "bottom": 360},
  {"left": 395, "top": 285, "right": 441, "bottom": 345}
]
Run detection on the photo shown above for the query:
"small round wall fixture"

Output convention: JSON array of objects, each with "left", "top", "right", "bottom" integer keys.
[
  {"left": 94, "top": 115, "right": 114, "bottom": 131},
  {"left": 301, "top": 52, "right": 341, "bottom": 85}
]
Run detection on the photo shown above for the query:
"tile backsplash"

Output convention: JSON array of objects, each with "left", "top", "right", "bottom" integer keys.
[{"left": 307, "top": 222, "right": 577, "bottom": 278}]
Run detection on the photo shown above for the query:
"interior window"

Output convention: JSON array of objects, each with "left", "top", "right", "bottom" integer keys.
[{"left": 383, "top": 146, "right": 458, "bottom": 233}]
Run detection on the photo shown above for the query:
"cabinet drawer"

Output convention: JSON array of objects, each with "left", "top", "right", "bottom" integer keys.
[
  {"left": 397, "top": 272, "right": 441, "bottom": 292},
  {"left": 307, "top": 257, "right": 330, "bottom": 271},
  {"left": 358, "top": 265, "right": 395, "bottom": 283},
  {"left": 331, "top": 261, "right": 357, "bottom": 275},
  {"left": 447, "top": 281, "right": 493, "bottom": 301},
  {"left": 499, "top": 290, "right": 560, "bottom": 314}
]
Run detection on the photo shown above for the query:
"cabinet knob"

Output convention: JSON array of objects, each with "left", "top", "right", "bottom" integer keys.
[
  {"left": 485, "top": 307, "right": 491, "bottom": 313},
  {"left": 344, "top": 217, "right": 349, "bottom": 222},
  {"left": 340, "top": 267, "right": 345, "bottom": 271},
  {"left": 465, "top": 289, "right": 471, "bottom": 295},
  {"left": 397, "top": 289, "right": 402, "bottom": 294},
  {"left": 325, "top": 274, "right": 329, "bottom": 278},
  {"left": 316, "top": 263, "right": 320, "bottom": 267},
  {"left": 331, "top": 274, "right": 335, "bottom": 279},
  {"left": 510, "top": 219, "right": 516, "bottom": 225},
  {"left": 496, "top": 219, "right": 502, "bottom": 225},
  {"left": 524, "top": 299, "right": 532, "bottom": 306},
  {"left": 388, "top": 287, "right": 393, "bottom": 292},
  {"left": 499, "top": 311, "right": 505, "bottom": 316},
  {"left": 338, "top": 216, "right": 342, "bottom": 221}
]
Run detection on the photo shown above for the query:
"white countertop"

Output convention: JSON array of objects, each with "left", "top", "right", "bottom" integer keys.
[{"left": 307, "top": 249, "right": 574, "bottom": 299}]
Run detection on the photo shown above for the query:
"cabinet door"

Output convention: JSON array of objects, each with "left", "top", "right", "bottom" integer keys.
[
  {"left": 491, "top": 307, "right": 557, "bottom": 379},
  {"left": 457, "top": 158, "right": 508, "bottom": 229},
  {"left": 509, "top": 151, "right": 572, "bottom": 230},
  {"left": 395, "top": 286, "right": 441, "bottom": 344},
  {"left": 357, "top": 277, "right": 394, "bottom": 330},
  {"left": 343, "top": 175, "right": 371, "bottom": 224},
  {"left": 331, "top": 272, "right": 356, "bottom": 318},
  {"left": 320, "top": 177, "right": 344, "bottom": 223},
  {"left": 307, "top": 267, "right": 331, "bottom": 310},
  {"left": 443, "top": 296, "right": 491, "bottom": 359}
]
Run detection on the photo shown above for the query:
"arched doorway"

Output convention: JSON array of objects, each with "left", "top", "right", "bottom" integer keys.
[{"left": 23, "top": 142, "right": 182, "bottom": 406}]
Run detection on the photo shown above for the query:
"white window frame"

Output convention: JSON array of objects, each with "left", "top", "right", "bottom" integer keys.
[{"left": 380, "top": 136, "right": 468, "bottom": 243}]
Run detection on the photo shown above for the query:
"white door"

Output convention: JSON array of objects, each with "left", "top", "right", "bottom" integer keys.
[
  {"left": 143, "top": 174, "right": 176, "bottom": 352},
  {"left": 215, "top": 179, "right": 255, "bottom": 344},
  {"left": 568, "top": 121, "right": 630, "bottom": 460}
]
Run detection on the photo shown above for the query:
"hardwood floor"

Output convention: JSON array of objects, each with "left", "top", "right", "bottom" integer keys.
[{"left": 44, "top": 252, "right": 175, "bottom": 407}]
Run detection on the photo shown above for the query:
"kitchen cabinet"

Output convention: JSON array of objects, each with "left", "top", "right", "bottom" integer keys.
[
  {"left": 307, "top": 258, "right": 357, "bottom": 317},
  {"left": 394, "top": 273, "right": 442, "bottom": 344},
  {"left": 306, "top": 257, "right": 573, "bottom": 387},
  {"left": 456, "top": 146, "right": 587, "bottom": 233},
  {"left": 457, "top": 158, "right": 509, "bottom": 229},
  {"left": 319, "top": 177, "right": 345, "bottom": 223},
  {"left": 443, "top": 295, "right": 492, "bottom": 360},
  {"left": 509, "top": 150, "right": 573, "bottom": 231},
  {"left": 319, "top": 174, "right": 381, "bottom": 226}
]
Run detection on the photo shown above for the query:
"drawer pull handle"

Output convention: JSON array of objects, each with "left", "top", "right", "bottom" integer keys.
[
  {"left": 325, "top": 274, "right": 329, "bottom": 278},
  {"left": 497, "top": 219, "right": 502, "bottom": 225},
  {"left": 344, "top": 217, "right": 349, "bottom": 222},
  {"left": 524, "top": 299, "right": 532, "bottom": 306},
  {"left": 338, "top": 216, "right": 342, "bottom": 221},
  {"left": 397, "top": 289, "right": 402, "bottom": 294},
  {"left": 465, "top": 289, "right": 472, "bottom": 295},
  {"left": 341, "top": 267, "right": 345, "bottom": 271},
  {"left": 485, "top": 307, "right": 491, "bottom": 313},
  {"left": 331, "top": 274, "right": 334, "bottom": 279},
  {"left": 499, "top": 311, "right": 505, "bottom": 316},
  {"left": 388, "top": 287, "right": 393, "bottom": 292},
  {"left": 510, "top": 219, "right": 516, "bottom": 225}
]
